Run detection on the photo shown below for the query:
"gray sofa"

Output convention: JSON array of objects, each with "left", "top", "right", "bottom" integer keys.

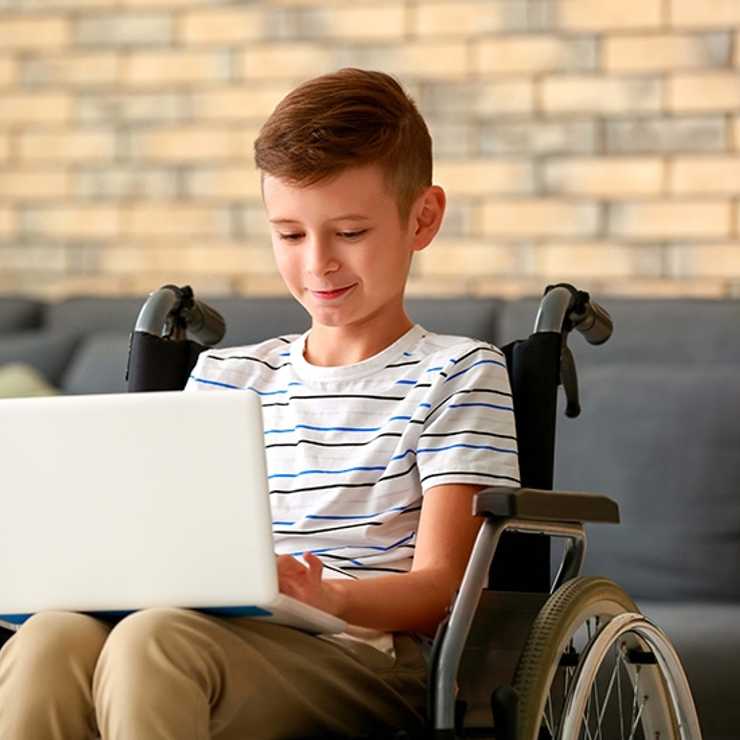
[{"left": 1, "top": 293, "right": 738, "bottom": 739}]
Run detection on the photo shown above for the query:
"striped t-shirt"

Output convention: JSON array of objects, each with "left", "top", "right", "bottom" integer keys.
[{"left": 184, "top": 323, "right": 519, "bottom": 652}]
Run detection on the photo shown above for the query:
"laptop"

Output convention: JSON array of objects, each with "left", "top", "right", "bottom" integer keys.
[{"left": 0, "top": 390, "right": 347, "bottom": 635}]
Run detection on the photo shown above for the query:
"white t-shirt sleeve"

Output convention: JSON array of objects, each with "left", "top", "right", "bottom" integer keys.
[{"left": 416, "top": 343, "right": 520, "bottom": 494}]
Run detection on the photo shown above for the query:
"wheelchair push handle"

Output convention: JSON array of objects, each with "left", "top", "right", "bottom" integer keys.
[
  {"left": 534, "top": 283, "right": 613, "bottom": 345},
  {"left": 133, "top": 284, "right": 225, "bottom": 346},
  {"left": 569, "top": 296, "right": 612, "bottom": 346},
  {"left": 533, "top": 283, "right": 613, "bottom": 419}
]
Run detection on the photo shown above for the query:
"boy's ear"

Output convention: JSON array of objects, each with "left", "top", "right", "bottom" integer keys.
[{"left": 410, "top": 185, "right": 446, "bottom": 252}]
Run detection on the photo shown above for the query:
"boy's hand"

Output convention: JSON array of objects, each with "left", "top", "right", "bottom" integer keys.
[{"left": 276, "top": 552, "right": 344, "bottom": 617}]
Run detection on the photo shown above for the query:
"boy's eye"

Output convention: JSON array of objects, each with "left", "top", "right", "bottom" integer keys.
[{"left": 277, "top": 230, "right": 368, "bottom": 241}]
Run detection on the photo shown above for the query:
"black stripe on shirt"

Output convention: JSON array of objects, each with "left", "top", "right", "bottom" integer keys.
[
  {"left": 418, "top": 429, "right": 517, "bottom": 443},
  {"left": 265, "top": 431, "right": 404, "bottom": 450},
  {"left": 424, "top": 387, "right": 513, "bottom": 425},
  {"left": 273, "top": 520, "right": 384, "bottom": 536},
  {"left": 420, "top": 470, "right": 521, "bottom": 485},
  {"left": 453, "top": 345, "right": 504, "bottom": 364},
  {"left": 261, "top": 385, "right": 433, "bottom": 409},
  {"left": 205, "top": 354, "right": 291, "bottom": 372},
  {"left": 269, "top": 462, "right": 418, "bottom": 495}
]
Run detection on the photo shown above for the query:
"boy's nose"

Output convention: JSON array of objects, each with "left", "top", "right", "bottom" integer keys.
[{"left": 305, "top": 237, "right": 339, "bottom": 276}]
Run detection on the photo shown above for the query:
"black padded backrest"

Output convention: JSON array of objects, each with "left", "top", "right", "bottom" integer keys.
[{"left": 488, "top": 332, "right": 562, "bottom": 593}]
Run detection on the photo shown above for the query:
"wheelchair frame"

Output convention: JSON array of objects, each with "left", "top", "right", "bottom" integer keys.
[{"left": 128, "top": 283, "right": 702, "bottom": 740}]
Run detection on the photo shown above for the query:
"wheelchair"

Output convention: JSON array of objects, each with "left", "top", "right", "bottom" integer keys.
[{"left": 126, "top": 283, "right": 703, "bottom": 740}]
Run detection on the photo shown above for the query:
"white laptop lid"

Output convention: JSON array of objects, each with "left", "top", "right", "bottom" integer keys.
[{"left": 0, "top": 391, "right": 322, "bottom": 626}]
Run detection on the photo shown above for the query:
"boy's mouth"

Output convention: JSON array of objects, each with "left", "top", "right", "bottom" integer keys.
[{"left": 311, "top": 284, "right": 356, "bottom": 300}]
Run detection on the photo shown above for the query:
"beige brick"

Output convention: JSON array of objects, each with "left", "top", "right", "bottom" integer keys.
[
  {"left": 73, "top": 168, "right": 178, "bottom": 199},
  {"left": 101, "top": 244, "right": 276, "bottom": 276},
  {"left": 475, "top": 36, "right": 595, "bottom": 75},
  {"left": 544, "top": 158, "right": 664, "bottom": 196},
  {"left": 124, "top": 204, "right": 230, "bottom": 238},
  {"left": 669, "top": 73, "right": 740, "bottom": 112},
  {"left": 0, "top": 208, "right": 13, "bottom": 237},
  {"left": 393, "top": 43, "right": 468, "bottom": 78},
  {"left": 0, "top": 93, "right": 71, "bottom": 124},
  {"left": 671, "top": 157, "right": 740, "bottom": 194},
  {"left": 671, "top": 0, "right": 740, "bottom": 27},
  {"left": 124, "top": 51, "right": 229, "bottom": 86},
  {"left": 21, "top": 52, "right": 121, "bottom": 86},
  {"left": 609, "top": 201, "right": 731, "bottom": 239},
  {"left": 668, "top": 244, "right": 740, "bottom": 277},
  {"left": 606, "top": 34, "right": 727, "bottom": 72},
  {"left": 532, "top": 243, "right": 655, "bottom": 279},
  {"left": 316, "top": 6, "right": 407, "bottom": 40},
  {"left": 415, "top": 2, "right": 520, "bottom": 36},
  {"left": 195, "top": 86, "right": 290, "bottom": 121},
  {"left": 228, "top": 275, "right": 288, "bottom": 296},
  {"left": 0, "top": 134, "right": 9, "bottom": 163},
  {"left": 482, "top": 200, "right": 599, "bottom": 238},
  {"left": 476, "top": 81, "right": 535, "bottom": 115},
  {"left": 129, "top": 128, "right": 245, "bottom": 163},
  {"left": 242, "top": 45, "right": 334, "bottom": 80},
  {"left": 559, "top": 0, "right": 662, "bottom": 30},
  {"left": 416, "top": 240, "right": 518, "bottom": 277},
  {"left": 0, "top": 171, "right": 69, "bottom": 199},
  {"left": 0, "top": 17, "right": 69, "bottom": 49},
  {"left": 435, "top": 160, "right": 534, "bottom": 196},
  {"left": 542, "top": 76, "right": 662, "bottom": 114},
  {"left": 0, "top": 58, "right": 15, "bottom": 86},
  {"left": 530, "top": 242, "right": 635, "bottom": 282},
  {"left": 467, "top": 277, "right": 549, "bottom": 299},
  {"left": 595, "top": 278, "right": 726, "bottom": 298},
  {"left": 127, "top": 273, "right": 237, "bottom": 297},
  {"left": 75, "top": 13, "right": 172, "bottom": 46},
  {"left": 187, "top": 167, "right": 262, "bottom": 199},
  {"left": 180, "top": 7, "right": 264, "bottom": 44},
  {"left": 18, "top": 131, "right": 115, "bottom": 163},
  {"left": 405, "top": 276, "right": 473, "bottom": 297},
  {"left": 0, "top": 246, "right": 67, "bottom": 273},
  {"left": 21, "top": 207, "right": 121, "bottom": 238}
]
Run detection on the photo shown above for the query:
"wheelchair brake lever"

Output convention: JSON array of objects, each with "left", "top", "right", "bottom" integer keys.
[{"left": 560, "top": 344, "right": 581, "bottom": 418}]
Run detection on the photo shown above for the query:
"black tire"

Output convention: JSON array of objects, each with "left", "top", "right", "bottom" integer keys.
[{"left": 512, "top": 576, "right": 639, "bottom": 740}]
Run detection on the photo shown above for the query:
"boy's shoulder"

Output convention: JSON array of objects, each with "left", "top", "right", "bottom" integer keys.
[{"left": 419, "top": 330, "right": 503, "bottom": 363}]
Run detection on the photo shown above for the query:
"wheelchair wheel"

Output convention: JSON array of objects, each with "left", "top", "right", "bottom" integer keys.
[{"left": 512, "top": 576, "right": 701, "bottom": 740}]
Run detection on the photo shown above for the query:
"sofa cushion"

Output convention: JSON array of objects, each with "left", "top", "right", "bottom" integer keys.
[
  {"left": 60, "top": 332, "right": 131, "bottom": 395},
  {"left": 0, "top": 363, "right": 59, "bottom": 397},
  {"left": 45, "top": 297, "right": 143, "bottom": 334},
  {"left": 0, "top": 332, "right": 80, "bottom": 386},
  {"left": 555, "top": 363, "right": 740, "bottom": 601},
  {"left": 0, "top": 298, "right": 43, "bottom": 334}
]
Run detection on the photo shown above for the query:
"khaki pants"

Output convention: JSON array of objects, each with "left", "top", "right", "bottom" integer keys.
[{"left": 0, "top": 608, "right": 427, "bottom": 740}]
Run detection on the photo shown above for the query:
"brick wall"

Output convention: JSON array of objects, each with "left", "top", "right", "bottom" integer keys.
[{"left": 1, "top": 0, "right": 739, "bottom": 300}]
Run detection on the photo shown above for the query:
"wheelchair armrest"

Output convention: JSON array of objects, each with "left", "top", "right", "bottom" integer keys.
[{"left": 474, "top": 486, "right": 620, "bottom": 524}]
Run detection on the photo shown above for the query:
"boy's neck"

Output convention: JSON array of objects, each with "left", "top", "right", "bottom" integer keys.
[{"left": 303, "top": 315, "right": 415, "bottom": 367}]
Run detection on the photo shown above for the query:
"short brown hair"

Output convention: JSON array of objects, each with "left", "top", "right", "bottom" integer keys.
[{"left": 254, "top": 68, "right": 432, "bottom": 224}]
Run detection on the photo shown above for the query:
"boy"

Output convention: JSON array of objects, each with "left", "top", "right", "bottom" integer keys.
[{"left": 0, "top": 68, "right": 519, "bottom": 740}]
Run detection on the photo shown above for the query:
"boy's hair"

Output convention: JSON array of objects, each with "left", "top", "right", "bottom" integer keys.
[{"left": 254, "top": 68, "right": 432, "bottom": 225}]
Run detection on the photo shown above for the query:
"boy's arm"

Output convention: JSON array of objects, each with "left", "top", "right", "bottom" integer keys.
[{"left": 324, "top": 482, "right": 487, "bottom": 636}]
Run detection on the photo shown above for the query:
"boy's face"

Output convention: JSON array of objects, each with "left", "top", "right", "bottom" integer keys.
[{"left": 263, "top": 163, "right": 442, "bottom": 331}]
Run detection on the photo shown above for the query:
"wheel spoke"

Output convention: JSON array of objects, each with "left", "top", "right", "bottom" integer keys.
[
  {"left": 626, "top": 694, "right": 647, "bottom": 740},
  {"left": 616, "top": 642, "right": 626, "bottom": 740},
  {"left": 594, "top": 644, "right": 622, "bottom": 734}
]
